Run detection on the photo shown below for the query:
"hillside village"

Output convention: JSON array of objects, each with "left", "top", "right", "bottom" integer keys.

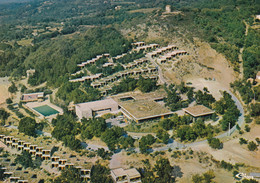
[{"left": 0, "top": 0, "right": 260, "bottom": 183}]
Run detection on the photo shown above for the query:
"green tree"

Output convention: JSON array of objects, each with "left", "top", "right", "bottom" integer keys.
[
  {"left": 176, "top": 125, "right": 197, "bottom": 141},
  {"left": 220, "top": 160, "right": 233, "bottom": 171},
  {"left": 195, "top": 89, "right": 215, "bottom": 107},
  {"left": 192, "top": 170, "right": 215, "bottom": 183},
  {"left": 187, "top": 88, "right": 194, "bottom": 101},
  {"left": 54, "top": 167, "right": 81, "bottom": 183},
  {"left": 81, "top": 117, "right": 107, "bottom": 138},
  {"left": 153, "top": 158, "right": 174, "bottom": 183},
  {"left": 156, "top": 129, "right": 170, "bottom": 144},
  {"left": 164, "top": 84, "right": 182, "bottom": 111},
  {"left": 192, "top": 174, "right": 204, "bottom": 183},
  {"left": 52, "top": 113, "right": 80, "bottom": 140},
  {"left": 0, "top": 108, "right": 10, "bottom": 124},
  {"left": 207, "top": 137, "right": 222, "bottom": 149},
  {"left": 8, "top": 82, "right": 18, "bottom": 93},
  {"left": 245, "top": 125, "right": 251, "bottom": 132},
  {"left": 139, "top": 134, "right": 156, "bottom": 154},
  {"left": 119, "top": 136, "right": 135, "bottom": 149},
  {"left": 51, "top": 113, "right": 82, "bottom": 151},
  {"left": 62, "top": 135, "right": 82, "bottom": 151},
  {"left": 100, "top": 126, "right": 125, "bottom": 151},
  {"left": 159, "top": 118, "right": 174, "bottom": 130},
  {"left": 21, "top": 85, "right": 27, "bottom": 93},
  {"left": 250, "top": 103, "right": 260, "bottom": 117},
  {"left": 137, "top": 76, "right": 157, "bottom": 93},
  {"left": 239, "top": 138, "right": 248, "bottom": 145},
  {"left": 33, "top": 156, "right": 42, "bottom": 169},
  {"left": 6, "top": 98, "right": 12, "bottom": 104},
  {"left": 0, "top": 165, "right": 4, "bottom": 181},
  {"left": 247, "top": 141, "right": 258, "bottom": 151},
  {"left": 241, "top": 179, "right": 258, "bottom": 183},
  {"left": 245, "top": 115, "right": 253, "bottom": 123},
  {"left": 15, "top": 151, "right": 34, "bottom": 168},
  {"left": 203, "top": 170, "right": 215, "bottom": 182},
  {"left": 97, "top": 148, "right": 113, "bottom": 160},
  {"left": 90, "top": 164, "right": 113, "bottom": 183},
  {"left": 18, "top": 117, "right": 37, "bottom": 137}
]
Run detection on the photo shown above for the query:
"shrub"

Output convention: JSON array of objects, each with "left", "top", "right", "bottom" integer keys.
[
  {"left": 6, "top": 98, "right": 13, "bottom": 104},
  {"left": 208, "top": 137, "right": 222, "bottom": 149},
  {"left": 220, "top": 160, "right": 233, "bottom": 171},
  {"left": 15, "top": 151, "right": 35, "bottom": 168},
  {"left": 233, "top": 170, "right": 239, "bottom": 177},
  {"left": 239, "top": 138, "right": 248, "bottom": 145},
  {"left": 247, "top": 141, "right": 258, "bottom": 151},
  {"left": 245, "top": 125, "right": 251, "bottom": 132}
]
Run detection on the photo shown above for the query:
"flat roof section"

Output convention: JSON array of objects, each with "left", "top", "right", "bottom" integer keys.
[
  {"left": 124, "top": 168, "right": 141, "bottom": 178},
  {"left": 111, "top": 168, "right": 127, "bottom": 177},
  {"left": 112, "top": 90, "right": 172, "bottom": 121},
  {"left": 21, "top": 92, "right": 44, "bottom": 101},
  {"left": 119, "top": 99, "right": 173, "bottom": 121},
  {"left": 75, "top": 98, "right": 118, "bottom": 112},
  {"left": 183, "top": 105, "right": 214, "bottom": 117}
]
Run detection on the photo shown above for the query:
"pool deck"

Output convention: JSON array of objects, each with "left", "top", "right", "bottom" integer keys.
[{"left": 24, "top": 100, "right": 63, "bottom": 120}]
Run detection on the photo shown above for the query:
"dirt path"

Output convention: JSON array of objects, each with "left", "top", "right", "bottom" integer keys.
[
  {"left": 238, "top": 20, "right": 250, "bottom": 79},
  {"left": 239, "top": 47, "right": 244, "bottom": 79}
]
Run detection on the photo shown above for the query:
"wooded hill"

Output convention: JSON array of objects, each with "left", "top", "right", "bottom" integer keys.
[{"left": 0, "top": 0, "right": 259, "bottom": 84}]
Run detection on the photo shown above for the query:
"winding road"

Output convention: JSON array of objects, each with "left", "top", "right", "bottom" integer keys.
[
  {"left": 144, "top": 53, "right": 245, "bottom": 150},
  {"left": 146, "top": 55, "right": 167, "bottom": 84},
  {"left": 148, "top": 90, "right": 244, "bottom": 151},
  {"left": 110, "top": 54, "right": 246, "bottom": 167},
  {"left": 110, "top": 89, "right": 244, "bottom": 163}
]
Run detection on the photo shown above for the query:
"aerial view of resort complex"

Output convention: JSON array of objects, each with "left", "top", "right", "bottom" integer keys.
[{"left": 0, "top": 0, "right": 259, "bottom": 182}]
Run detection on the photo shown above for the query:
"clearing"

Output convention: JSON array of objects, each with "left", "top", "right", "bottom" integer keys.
[
  {"left": 0, "top": 77, "right": 10, "bottom": 104},
  {"left": 191, "top": 124, "right": 260, "bottom": 168}
]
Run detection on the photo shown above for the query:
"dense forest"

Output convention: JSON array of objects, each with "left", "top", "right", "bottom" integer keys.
[
  {"left": 0, "top": 0, "right": 259, "bottom": 110},
  {"left": 0, "top": 0, "right": 259, "bottom": 80},
  {"left": 1, "top": 27, "right": 131, "bottom": 87}
]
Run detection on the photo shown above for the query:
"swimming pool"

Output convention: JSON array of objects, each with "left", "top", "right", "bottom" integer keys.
[{"left": 33, "top": 105, "right": 59, "bottom": 116}]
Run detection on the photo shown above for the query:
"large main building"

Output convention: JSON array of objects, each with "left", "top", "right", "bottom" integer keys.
[{"left": 75, "top": 90, "right": 173, "bottom": 122}]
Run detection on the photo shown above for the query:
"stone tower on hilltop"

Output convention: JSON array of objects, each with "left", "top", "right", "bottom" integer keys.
[{"left": 165, "top": 5, "right": 171, "bottom": 13}]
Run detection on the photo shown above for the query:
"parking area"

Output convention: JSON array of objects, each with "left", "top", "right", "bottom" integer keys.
[{"left": 106, "top": 116, "right": 128, "bottom": 128}]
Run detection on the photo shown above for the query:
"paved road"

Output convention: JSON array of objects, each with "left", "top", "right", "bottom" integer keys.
[
  {"left": 123, "top": 90, "right": 245, "bottom": 152},
  {"left": 146, "top": 55, "right": 167, "bottom": 84},
  {"left": 155, "top": 91, "right": 245, "bottom": 150}
]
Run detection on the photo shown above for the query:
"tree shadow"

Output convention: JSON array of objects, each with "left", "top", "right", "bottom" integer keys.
[
  {"left": 219, "top": 142, "right": 224, "bottom": 149},
  {"left": 172, "top": 165, "right": 183, "bottom": 179},
  {"left": 168, "top": 138, "right": 174, "bottom": 144}
]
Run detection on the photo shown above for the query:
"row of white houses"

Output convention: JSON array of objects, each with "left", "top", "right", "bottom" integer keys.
[
  {"left": 122, "top": 58, "right": 149, "bottom": 69},
  {"left": 91, "top": 67, "right": 158, "bottom": 89},
  {"left": 157, "top": 50, "right": 188, "bottom": 64},
  {"left": 70, "top": 58, "right": 155, "bottom": 84},
  {"left": 77, "top": 54, "right": 110, "bottom": 68},
  {"left": 69, "top": 73, "right": 103, "bottom": 83},
  {"left": 0, "top": 135, "right": 92, "bottom": 182},
  {"left": 147, "top": 45, "right": 180, "bottom": 58},
  {"left": 133, "top": 43, "right": 159, "bottom": 52}
]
